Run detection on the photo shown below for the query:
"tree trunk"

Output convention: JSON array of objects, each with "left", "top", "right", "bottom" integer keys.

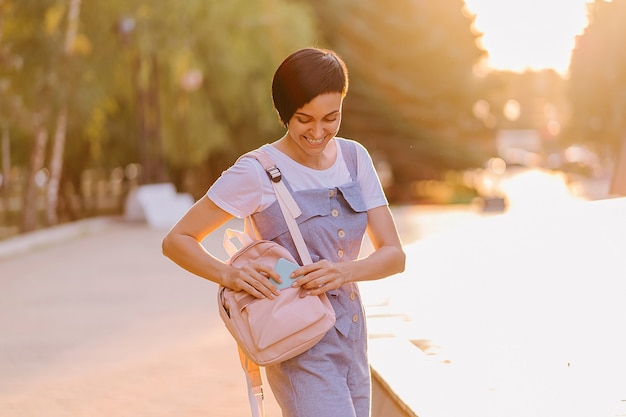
[
  {"left": 0, "top": 3, "right": 7, "bottom": 225},
  {"left": 1, "top": 126, "right": 10, "bottom": 225},
  {"left": 45, "top": 0, "right": 81, "bottom": 226},
  {"left": 148, "top": 53, "right": 167, "bottom": 183},
  {"left": 21, "top": 126, "right": 48, "bottom": 233},
  {"left": 63, "top": 0, "right": 81, "bottom": 54},
  {"left": 47, "top": 108, "right": 67, "bottom": 226},
  {"left": 133, "top": 55, "right": 150, "bottom": 183},
  {"left": 132, "top": 53, "right": 167, "bottom": 184}
]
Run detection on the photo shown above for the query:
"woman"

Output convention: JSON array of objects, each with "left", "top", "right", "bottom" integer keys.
[{"left": 162, "top": 47, "right": 405, "bottom": 417}]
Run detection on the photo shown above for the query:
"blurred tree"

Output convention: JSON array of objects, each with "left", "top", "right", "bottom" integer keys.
[
  {"left": 0, "top": 0, "right": 318, "bottom": 233},
  {"left": 9, "top": 0, "right": 99, "bottom": 231},
  {"left": 3, "top": 0, "right": 120, "bottom": 230},
  {"left": 480, "top": 70, "right": 568, "bottom": 131},
  {"left": 1, "top": 0, "right": 495, "bottom": 232},
  {"left": 0, "top": 0, "right": 15, "bottom": 224},
  {"left": 2, "top": 0, "right": 57, "bottom": 232},
  {"left": 46, "top": 0, "right": 81, "bottom": 226},
  {"left": 154, "top": 0, "right": 317, "bottom": 195},
  {"left": 307, "top": 0, "right": 490, "bottom": 193},
  {"left": 568, "top": 0, "right": 626, "bottom": 158},
  {"left": 83, "top": 0, "right": 317, "bottom": 195}
]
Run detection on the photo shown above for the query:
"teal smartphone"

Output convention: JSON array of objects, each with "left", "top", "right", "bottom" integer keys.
[{"left": 270, "top": 258, "right": 302, "bottom": 290}]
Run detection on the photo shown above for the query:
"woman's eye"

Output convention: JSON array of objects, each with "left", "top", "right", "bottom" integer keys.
[{"left": 295, "top": 116, "right": 337, "bottom": 124}]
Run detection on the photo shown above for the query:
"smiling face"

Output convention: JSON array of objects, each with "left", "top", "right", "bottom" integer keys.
[
  {"left": 283, "top": 92, "right": 343, "bottom": 167},
  {"left": 272, "top": 48, "right": 348, "bottom": 126}
]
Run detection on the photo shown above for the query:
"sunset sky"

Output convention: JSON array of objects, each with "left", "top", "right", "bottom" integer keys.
[{"left": 464, "top": 0, "right": 592, "bottom": 74}]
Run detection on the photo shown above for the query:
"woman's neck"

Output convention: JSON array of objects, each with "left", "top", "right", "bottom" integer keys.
[{"left": 273, "top": 136, "right": 337, "bottom": 170}]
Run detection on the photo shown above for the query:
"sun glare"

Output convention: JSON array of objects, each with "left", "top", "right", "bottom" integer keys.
[{"left": 464, "top": 0, "right": 591, "bottom": 75}]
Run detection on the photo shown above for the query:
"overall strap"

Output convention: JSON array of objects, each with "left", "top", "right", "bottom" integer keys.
[{"left": 337, "top": 139, "right": 359, "bottom": 180}]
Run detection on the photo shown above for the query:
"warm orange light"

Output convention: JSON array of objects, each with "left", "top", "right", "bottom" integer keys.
[{"left": 465, "top": 0, "right": 590, "bottom": 75}]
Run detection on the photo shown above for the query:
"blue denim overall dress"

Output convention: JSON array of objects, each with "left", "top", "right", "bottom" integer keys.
[{"left": 250, "top": 140, "right": 371, "bottom": 417}]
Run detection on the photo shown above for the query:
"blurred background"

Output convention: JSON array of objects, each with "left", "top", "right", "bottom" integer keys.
[
  {"left": 2, "top": 2, "right": 626, "bottom": 416},
  {"left": 0, "top": 0, "right": 623, "bottom": 237}
]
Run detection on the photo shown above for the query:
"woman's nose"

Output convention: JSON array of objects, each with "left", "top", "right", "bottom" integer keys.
[{"left": 310, "top": 122, "right": 325, "bottom": 138}]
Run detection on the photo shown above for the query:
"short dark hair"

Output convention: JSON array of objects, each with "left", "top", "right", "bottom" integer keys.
[{"left": 272, "top": 48, "right": 349, "bottom": 126}]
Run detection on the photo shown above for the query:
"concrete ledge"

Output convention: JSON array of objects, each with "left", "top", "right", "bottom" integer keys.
[
  {"left": 124, "top": 183, "right": 193, "bottom": 229},
  {"left": 370, "top": 337, "right": 431, "bottom": 417},
  {"left": 0, "top": 217, "right": 118, "bottom": 262}
]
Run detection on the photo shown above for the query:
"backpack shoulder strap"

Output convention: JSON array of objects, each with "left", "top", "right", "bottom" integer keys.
[
  {"left": 242, "top": 149, "right": 302, "bottom": 220},
  {"left": 241, "top": 149, "right": 312, "bottom": 265}
]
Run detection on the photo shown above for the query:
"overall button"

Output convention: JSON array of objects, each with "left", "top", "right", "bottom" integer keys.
[
  {"left": 350, "top": 292, "right": 356, "bottom": 301},
  {"left": 352, "top": 314, "right": 359, "bottom": 323},
  {"left": 337, "top": 229, "right": 346, "bottom": 238},
  {"left": 329, "top": 189, "right": 335, "bottom": 198},
  {"left": 337, "top": 249, "right": 344, "bottom": 258},
  {"left": 331, "top": 208, "right": 339, "bottom": 217}
]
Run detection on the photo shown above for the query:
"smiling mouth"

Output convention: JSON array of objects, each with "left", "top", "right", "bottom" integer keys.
[{"left": 304, "top": 135, "right": 326, "bottom": 145}]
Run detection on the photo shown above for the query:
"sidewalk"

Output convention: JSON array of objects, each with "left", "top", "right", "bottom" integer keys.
[
  {"left": 0, "top": 205, "right": 476, "bottom": 417},
  {"left": 2, "top": 191, "right": 624, "bottom": 417},
  {"left": 0, "top": 217, "right": 282, "bottom": 417}
]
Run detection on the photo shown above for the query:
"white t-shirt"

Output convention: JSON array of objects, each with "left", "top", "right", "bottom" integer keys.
[{"left": 207, "top": 138, "right": 388, "bottom": 219}]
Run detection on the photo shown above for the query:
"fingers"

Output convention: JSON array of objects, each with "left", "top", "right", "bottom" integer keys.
[
  {"left": 238, "top": 264, "right": 281, "bottom": 299},
  {"left": 233, "top": 260, "right": 341, "bottom": 299},
  {"left": 291, "top": 261, "right": 338, "bottom": 297}
]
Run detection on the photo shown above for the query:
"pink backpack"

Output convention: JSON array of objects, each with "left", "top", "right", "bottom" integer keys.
[{"left": 219, "top": 229, "right": 335, "bottom": 366}]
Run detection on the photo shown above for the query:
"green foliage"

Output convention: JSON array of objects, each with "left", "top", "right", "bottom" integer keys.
[
  {"left": 0, "top": 0, "right": 109, "bottom": 172},
  {"left": 568, "top": 0, "right": 626, "bottom": 156},
  {"left": 308, "top": 0, "right": 490, "bottom": 183},
  {"left": 1, "top": 0, "right": 318, "bottom": 186},
  {"left": 155, "top": 0, "right": 318, "bottom": 169},
  {"left": 2, "top": 0, "right": 492, "bottom": 199}
]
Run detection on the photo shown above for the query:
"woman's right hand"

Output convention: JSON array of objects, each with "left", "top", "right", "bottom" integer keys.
[{"left": 225, "top": 262, "right": 281, "bottom": 299}]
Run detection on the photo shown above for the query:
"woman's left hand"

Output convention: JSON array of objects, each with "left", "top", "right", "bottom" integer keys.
[{"left": 291, "top": 259, "right": 350, "bottom": 297}]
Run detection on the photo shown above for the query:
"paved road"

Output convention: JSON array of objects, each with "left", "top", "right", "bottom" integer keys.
[
  {"left": 0, "top": 202, "right": 485, "bottom": 417},
  {"left": 0, "top": 218, "right": 289, "bottom": 417},
  {"left": 0, "top": 168, "right": 621, "bottom": 417}
]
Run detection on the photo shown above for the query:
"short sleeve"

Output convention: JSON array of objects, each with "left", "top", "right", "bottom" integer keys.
[
  {"left": 206, "top": 156, "right": 273, "bottom": 218},
  {"left": 353, "top": 141, "right": 388, "bottom": 210}
]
